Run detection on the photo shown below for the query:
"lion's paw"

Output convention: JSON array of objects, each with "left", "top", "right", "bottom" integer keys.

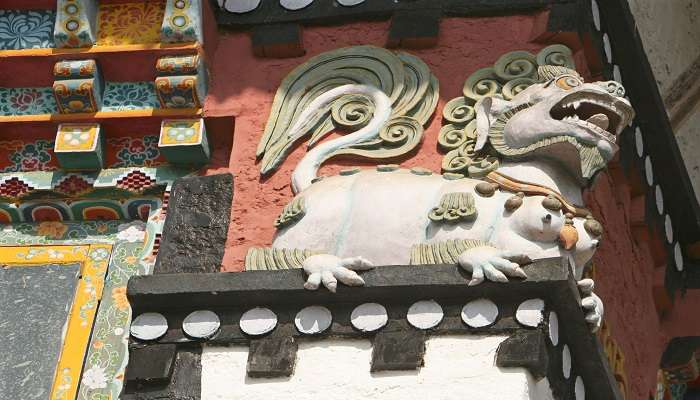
[
  {"left": 457, "top": 246, "right": 530, "bottom": 286},
  {"left": 577, "top": 278, "right": 604, "bottom": 333},
  {"left": 302, "top": 254, "right": 375, "bottom": 293}
]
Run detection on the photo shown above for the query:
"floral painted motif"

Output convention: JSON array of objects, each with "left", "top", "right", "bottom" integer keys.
[
  {"left": 78, "top": 241, "right": 149, "bottom": 400},
  {"left": 102, "top": 82, "right": 159, "bottom": 111},
  {"left": 116, "top": 221, "right": 146, "bottom": 243},
  {"left": 111, "top": 287, "right": 129, "bottom": 311},
  {"left": 0, "top": 221, "right": 120, "bottom": 246},
  {"left": 90, "top": 247, "right": 111, "bottom": 262},
  {"left": 1, "top": 139, "right": 57, "bottom": 172},
  {"left": 0, "top": 87, "right": 57, "bottom": 116},
  {"left": 108, "top": 135, "right": 164, "bottom": 168},
  {"left": 96, "top": 2, "right": 165, "bottom": 46},
  {"left": 37, "top": 221, "right": 69, "bottom": 239},
  {"left": 0, "top": 10, "right": 55, "bottom": 50},
  {"left": 81, "top": 365, "right": 108, "bottom": 390}
]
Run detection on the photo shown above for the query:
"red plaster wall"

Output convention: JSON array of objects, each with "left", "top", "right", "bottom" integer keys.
[{"left": 585, "top": 173, "right": 666, "bottom": 400}]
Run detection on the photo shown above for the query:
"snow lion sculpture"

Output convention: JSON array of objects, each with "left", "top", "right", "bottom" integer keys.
[{"left": 249, "top": 45, "right": 634, "bottom": 331}]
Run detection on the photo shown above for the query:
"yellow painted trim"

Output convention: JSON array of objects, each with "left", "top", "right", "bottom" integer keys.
[
  {"left": 0, "top": 244, "right": 113, "bottom": 400},
  {"left": 0, "top": 108, "right": 202, "bottom": 123},
  {"left": 0, "top": 43, "right": 199, "bottom": 58}
]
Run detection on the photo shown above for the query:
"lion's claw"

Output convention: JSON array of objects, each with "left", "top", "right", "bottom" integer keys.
[
  {"left": 302, "top": 254, "right": 374, "bottom": 292},
  {"left": 457, "top": 246, "right": 529, "bottom": 285}
]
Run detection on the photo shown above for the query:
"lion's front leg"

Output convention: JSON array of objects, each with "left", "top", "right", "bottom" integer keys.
[
  {"left": 302, "top": 254, "right": 374, "bottom": 292},
  {"left": 457, "top": 246, "right": 530, "bottom": 286}
]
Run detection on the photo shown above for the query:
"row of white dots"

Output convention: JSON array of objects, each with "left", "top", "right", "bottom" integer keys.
[
  {"left": 130, "top": 298, "right": 548, "bottom": 340},
  {"left": 220, "top": 0, "right": 365, "bottom": 13}
]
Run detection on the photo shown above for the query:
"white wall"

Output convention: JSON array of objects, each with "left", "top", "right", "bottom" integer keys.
[
  {"left": 626, "top": 0, "right": 699, "bottom": 96},
  {"left": 201, "top": 335, "right": 554, "bottom": 400}
]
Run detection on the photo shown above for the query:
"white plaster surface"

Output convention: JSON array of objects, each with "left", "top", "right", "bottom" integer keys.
[
  {"left": 223, "top": 0, "right": 260, "bottom": 13},
  {"left": 548, "top": 311, "right": 559, "bottom": 346},
  {"left": 627, "top": 0, "right": 699, "bottom": 96},
  {"left": 295, "top": 305, "right": 332, "bottom": 334},
  {"left": 563, "top": 344, "right": 572, "bottom": 379},
  {"left": 575, "top": 376, "right": 586, "bottom": 400},
  {"left": 515, "top": 298, "right": 545, "bottom": 328},
  {"left": 350, "top": 303, "right": 388, "bottom": 332},
  {"left": 655, "top": 185, "right": 664, "bottom": 215},
  {"left": 675, "top": 110, "right": 700, "bottom": 205},
  {"left": 461, "top": 298, "right": 499, "bottom": 328},
  {"left": 130, "top": 312, "right": 168, "bottom": 341},
  {"left": 239, "top": 307, "right": 277, "bottom": 336},
  {"left": 201, "top": 336, "right": 555, "bottom": 400},
  {"left": 675, "top": 243, "right": 684, "bottom": 271},
  {"left": 182, "top": 310, "right": 220, "bottom": 339},
  {"left": 407, "top": 300, "right": 443, "bottom": 329}
]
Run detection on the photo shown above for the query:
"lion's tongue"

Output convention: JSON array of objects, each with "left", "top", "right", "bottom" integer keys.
[{"left": 586, "top": 113, "right": 609, "bottom": 131}]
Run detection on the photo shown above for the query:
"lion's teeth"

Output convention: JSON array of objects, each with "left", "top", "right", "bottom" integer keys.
[{"left": 586, "top": 113, "right": 609, "bottom": 130}]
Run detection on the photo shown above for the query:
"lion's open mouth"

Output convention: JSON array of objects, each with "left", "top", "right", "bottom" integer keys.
[{"left": 550, "top": 90, "right": 634, "bottom": 142}]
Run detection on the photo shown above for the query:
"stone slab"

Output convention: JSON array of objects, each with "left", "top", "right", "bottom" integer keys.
[
  {"left": 154, "top": 174, "right": 233, "bottom": 274},
  {"left": 125, "top": 344, "right": 177, "bottom": 383},
  {"left": 0, "top": 264, "right": 80, "bottom": 400},
  {"left": 371, "top": 330, "right": 426, "bottom": 371},
  {"left": 247, "top": 336, "right": 298, "bottom": 378}
]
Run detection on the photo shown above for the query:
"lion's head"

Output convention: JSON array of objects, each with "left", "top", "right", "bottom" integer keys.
[{"left": 440, "top": 46, "right": 635, "bottom": 187}]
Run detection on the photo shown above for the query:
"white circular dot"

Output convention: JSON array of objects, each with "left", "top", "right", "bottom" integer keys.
[
  {"left": 131, "top": 312, "right": 168, "bottom": 341},
  {"left": 337, "top": 0, "right": 365, "bottom": 5},
  {"left": 407, "top": 300, "right": 443, "bottom": 330},
  {"left": 183, "top": 310, "right": 220, "bottom": 339},
  {"left": 644, "top": 156, "right": 653, "bottom": 186},
  {"left": 516, "top": 298, "right": 545, "bottom": 327},
  {"left": 603, "top": 33, "right": 612, "bottom": 63},
  {"left": 591, "top": 0, "right": 600, "bottom": 30},
  {"left": 635, "top": 127, "right": 644, "bottom": 157},
  {"left": 613, "top": 65, "right": 622, "bottom": 83},
  {"left": 295, "top": 305, "right": 332, "bottom": 335},
  {"left": 674, "top": 243, "right": 684, "bottom": 272},
  {"left": 562, "top": 344, "right": 572, "bottom": 379},
  {"left": 351, "top": 303, "right": 388, "bottom": 332},
  {"left": 280, "top": 0, "right": 314, "bottom": 10},
  {"left": 655, "top": 186, "right": 664, "bottom": 215},
  {"left": 224, "top": 0, "right": 261, "bottom": 13},
  {"left": 461, "top": 298, "right": 499, "bottom": 328},
  {"left": 549, "top": 311, "right": 559, "bottom": 346},
  {"left": 575, "top": 376, "right": 586, "bottom": 400},
  {"left": 664, "top": 215, "right": 673, "bottom": 244},
  {"left": 240, "top": 307, "right": 278, "bottom": 336}
]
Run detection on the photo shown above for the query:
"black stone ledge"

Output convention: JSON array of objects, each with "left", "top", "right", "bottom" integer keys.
[
  {"left": 130, "top": 258, "right": 570, "bottom": 310},
  {"left": 212, "top": 0, "right": 576, "bottom": 30}
]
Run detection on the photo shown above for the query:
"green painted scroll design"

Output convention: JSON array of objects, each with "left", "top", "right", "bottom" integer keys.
[
  {"left": 274, "top": 196, "right": 305, "bottom": 228},
  {"left": 257, "top": 45, "right": 439, "bottom": 175},
  {"left": 428, "top": 192, "right": 477, "bottom": 223},
  {"left": 409, "top": 239, "right": 491, "bottom": 265},
  {"left": 440, "top": 44, "right": 576, "bottom": 178},
  {"left": 245, "top": 247, "right": 319, "bottom": 270}
]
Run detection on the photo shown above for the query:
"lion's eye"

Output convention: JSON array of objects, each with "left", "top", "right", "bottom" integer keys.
[{"left": 555, "top": 76, "right": 582, "bottom": 90}]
